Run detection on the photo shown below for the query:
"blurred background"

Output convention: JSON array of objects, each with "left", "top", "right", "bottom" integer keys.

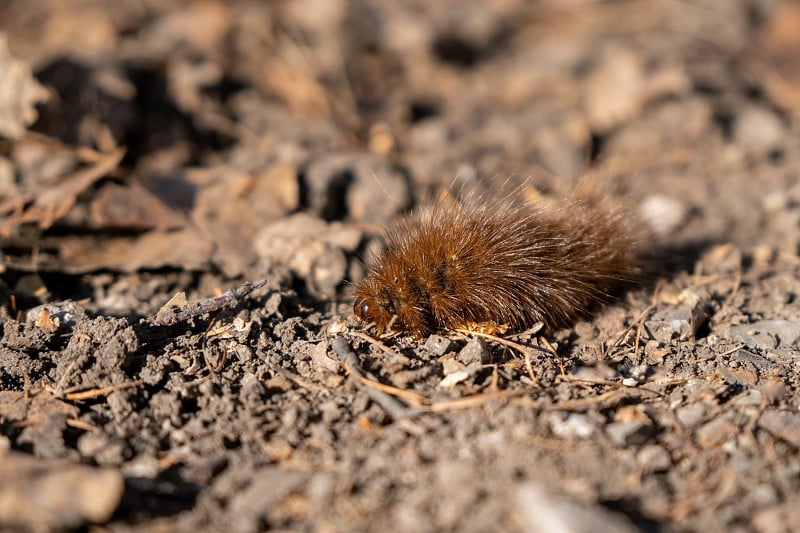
[{"left": 1, "top": 0, "right": 799, "bottom": 307}]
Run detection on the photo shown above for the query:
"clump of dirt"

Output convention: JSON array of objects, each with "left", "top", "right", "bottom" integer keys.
[{"left": 1, "top": 1, "right": 800, "bottom": 531}]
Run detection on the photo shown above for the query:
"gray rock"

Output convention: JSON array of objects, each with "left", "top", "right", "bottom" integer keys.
[
  {"left": 606, "top": 420, "right": 651, "bottom": 446},
  {"left": 645, "top": 300, "right": 707, "bottom": 342},
  {"left": 548, "top": 413, "right": 596, "bottom": 440},
  {"left": 759, "top": 410, "right": 800, "bottom": 447},
  {"left": 457, "top": 336, "right": 489, "bottom": 365},
  {"left": 0, "top": 450, "right": 123, "bottom": 531},
  {"left": 730, "top": 320, "right": 800, "bottom": 351},
  {"left": 303, "top": 151, "right": 409, "bottom": 223},
  {"left": 424, "top": 334, "right": 454, "bottom": 355},
  {"left": 637, "top": 445, "right": 672, "bottom": 473},
  {"left": 696, "top": 417, "right": 738, "bottom": 448},
  {"left": 676, "top": 403, "right": 706, "bottom": 428},
  {"left": 227, "top": 467, "right": 307, "bottom": 533},
  {"left": 733, "top": 106, "right": 785, "bottom": 155},
  {"left": 515, "top": 482, "right": 637, "bottom": 533}
]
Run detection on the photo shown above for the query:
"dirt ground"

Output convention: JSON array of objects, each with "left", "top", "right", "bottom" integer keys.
[{"left": 1, "top": 0, "right": 800, "bottom": 531}]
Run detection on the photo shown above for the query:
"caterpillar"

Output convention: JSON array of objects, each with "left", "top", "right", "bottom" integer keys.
[{"left": 353, "top": 187, "right": 640, "bottom": 338}]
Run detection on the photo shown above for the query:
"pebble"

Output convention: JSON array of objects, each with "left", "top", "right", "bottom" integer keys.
[
  {"left": 636, "top": 445, "right": 672, "bottom": 473},
  {"left": 733, "top": 106, "right": 784, "bottom": 155},
  {"left": 752, "top": 496, "right": 800, "bottom": 533},
  {"left": 676, "top": 403, "right": 706, "bottom": 428},
  {"left": 515, "top": 482, "right": 637, "bottom": 533},
  {"left": 696, "top": 417, "right": 738, "bottom": 448},
  {"left": 645, "top": 289, "right": 708, "bottom": 342},
  {"left": 731, "top": 349, "right": 779, "bottom": 372},
  {"left": 606, "top": 420, "right": 650, "bottom": 446},
  {"left": 77, "top": 432, "right": 126, "bottom": 466},
  {"left": 227, "top": 467, "right": 307, "bottom": 533},
  {"left": 303, "top": 151, "right": 409, "bottom": 223},
  {"left": 583, "top": 46, "right": 645, "bottom": 133},
  {"left": 548, "top": 413, "right": 596, "bottom": 440},
  {"left": 254, "top": 213, "right": 361, "bottom": 297},
  {"left": 645, "top": 306, "right": 700, "bottom": 342},
  {"left": 424, "top": 334, "right": 454, "bottom": 355},
  {"left": 638, "top": 194, "right": 688, "bottom": 237},
  {"left": 758, "top": 410, "right": 800, "bottom": 447},
  {"left": 729, "top": 320, "right": 800, "bottom": 351},
  {"left": 0, "top": 450, "right": 123, "bottom": 530},
  {"left": 457, "top": 336, "right": 489, "bottom": 365}
]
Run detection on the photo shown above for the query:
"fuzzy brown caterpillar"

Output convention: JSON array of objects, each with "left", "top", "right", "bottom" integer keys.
[{"left": 353, "top": 189, "right": 639, "bottom": 337}]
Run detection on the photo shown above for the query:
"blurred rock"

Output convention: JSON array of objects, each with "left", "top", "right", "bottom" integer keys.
[
  {"left": 0, "top": 34, "right": 49, "bottom": 139},
  {"left": 548, "top": 413, "right": 597, "bottom": 440},
  {"left": 424, "top": 334, "right": 454, "bottom": 355},
  {"left": 758, "top": 1, "right": 800, "bottom": 109},
  {"left": 752, "top": 496, "right": 800, "bottom": 533},
  {"left": 759, "top": 410, "right": 800, "bottom": 447},
  {"left": 637, "top": 445, "right": 672, "bottom": 473},
  {"left": 303, "top": 151, "right": 409, "bottom": 223},
  {"left": 729, "top": 320, "right": 800, "bottom": 351},
  {"left": 457, "top": 336, "right": 489, "bottom": 365},
  {"left": 254, "top": 213, "right": 362, "bottom": 297},
  {"left": 226, "top": 467, "right": 306, "bottom": 533},
  {"left": 696, "top": 417, "right": 738, "bottom": 448},
  {"left": 0, "top": 449, "right": 123, "bottom": 531},
  {"left": 515, "top": 482, "right": 637, "bottom": 533},
  {"left": 606, "top": 420, "right": 652, "bottom": 447},
  {"left": 733, "top": 106, "right": 784, "bottom": 155},
  {"left": 676, "top": 403, "right": 706, "bottom": 429},
  {"left": 638, "top": 194, "right": 688, "bottom": 237},
  {"left": 583, "top": 46, "right": 644, "bottom": 133}
]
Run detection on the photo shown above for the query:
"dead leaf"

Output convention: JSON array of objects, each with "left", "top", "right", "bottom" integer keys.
[
  {"left": 0, "top": 33, "right": 49, "bottom": 140},
  {"left": 0, "top": 147, "right": 125, "bottom": 236}
]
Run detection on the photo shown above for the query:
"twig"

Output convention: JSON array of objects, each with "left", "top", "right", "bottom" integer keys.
[
  {"left": 64, "top": 379, "right": 144, "bottom": 401},
  {"left": 456, "top": 329, "right": 547, "bottom": 386},
  {"left": 607, "top": 304, "right": 656, "bottom": 355},
  {"left": 151, "top": 279, "right": 268, "bottom": 326},
  {"left": 203, "top": 339, "right": 230, "bottom": 374},
  {"left": 331, "top": 336, "right": 418, "bottom": 420},
  {"left": 427, "top": 389, "right": 527, "bottom": 412},
  {"left": 348, "top": 330, "right": 404, "bottom": 358}
]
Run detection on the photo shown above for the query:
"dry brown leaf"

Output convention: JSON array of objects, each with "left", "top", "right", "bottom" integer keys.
[
  {"left": 0, "top": 33, "right": 49, "bottom": 140},
  {"left": 0, "top": 147, "right": 125, "bottom": 236}
]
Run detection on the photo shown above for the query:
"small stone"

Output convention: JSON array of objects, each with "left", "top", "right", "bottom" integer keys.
[
  {"left": 732, "top": 389, "right": 763, "bottom": 407},
  {"left": 583, "top": 46, "right": 645, "bottom": 133},
  {"left": 440, "top": 354, "right": 466, "bottom": 375},
  {"left": 309, "top": 341, "right": 340, "bottom": 373},
  {"left": 730, "top": 320, "right": 800, "bottom": 351},
  {"left": 0, "top": 451, "right": 123, "bottom": 530},
  {"left": 515, "top": 482, "right": 637, "bottom": 533},
  {"left": 758, "top": 410, "right": 800, "bottom": 447},
  {"left": 77, "top": 432, "right": 126, "bottom": 466},
  {"left": 457, "top": 337, "right": 489, "bottom": 365},
  {"left": 424, "top": 334, "right": 454, "bottom": 355},
  {"left": 731, "top": 349, "right": 779, "bottom": 372},
  {"left": 752, "top": 496, "right": 800, "bottom": 533},
  {"left": 303, "top": 151, "right": 409, "bottom": 223},
  {"left": 637, "top": 445, "right": 672, "bottom": 473},
  {"left": 645, "top": 294, "right": 707, "bottom": 342},
  {"left": 254, "top": 213, "right": 358, "bottom": 297},
  {"left": 549, "top": 413, "right": 596, "bottom": 440},
  {"left": 639, "top": 195, "right": 688, "bottom": 237},
  {"left": 227, "top": 467, "right": 307, "bottom": 533},
  {"left": 733, "top": 106, "right": 784, "bottom": 155},
  {"left": 606, "top": 421, "right": 649, "bottom": 446},
  {"left": 696, "top": 417, "right": 738, "bottom": 448}
]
